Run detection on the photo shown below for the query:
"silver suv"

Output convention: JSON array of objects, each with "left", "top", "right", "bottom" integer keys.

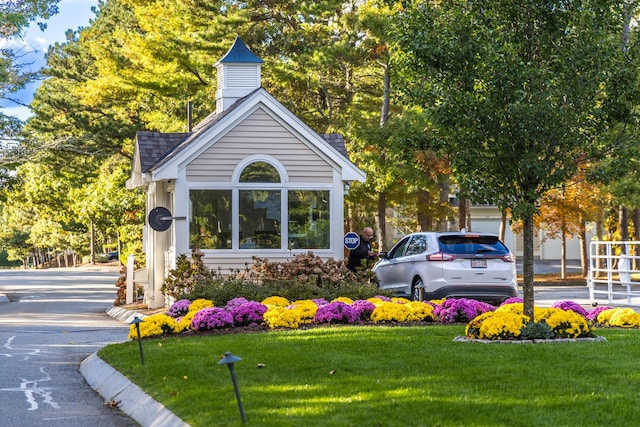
[{"left": 372, "top": 232, "right": 518, "bottom": 303}]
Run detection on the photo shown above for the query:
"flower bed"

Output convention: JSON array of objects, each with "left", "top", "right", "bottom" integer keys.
[{"left": 127, "top": 295, "right": 640, "bottom": 341}]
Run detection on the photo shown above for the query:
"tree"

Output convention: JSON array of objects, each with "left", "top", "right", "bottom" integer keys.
[{"left": 393, "top": 0, "right": 640, "bottom": 318}]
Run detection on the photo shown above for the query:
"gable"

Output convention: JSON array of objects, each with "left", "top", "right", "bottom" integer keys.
[
  {"left": 186, "top": 108, "right": 333, "bottom": 182},
  {"left": 145, "top": 89, "right": 365, "bottom": 183}
]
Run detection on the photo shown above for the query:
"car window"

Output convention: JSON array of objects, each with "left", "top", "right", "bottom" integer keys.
[
  {"left": 405, "top": 235, "right": 427, "bottom": 256},
  {"left": 437, "top": 235, "right": 508, "bottom": 255},
  {"left": 387, "top": 237, "right": 410, "bottom": 259}
]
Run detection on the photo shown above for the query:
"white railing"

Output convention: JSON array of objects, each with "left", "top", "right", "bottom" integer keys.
[{"left": 588, "top": 241, "right": 640, "bottom": 305}]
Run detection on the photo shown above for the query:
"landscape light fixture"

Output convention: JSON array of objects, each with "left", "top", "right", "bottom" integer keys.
[
  {"left": 218, "top": 351, "right": 246, "bottom": 424},
  {"left": 130, "top": 316, "right": 145, "bottom": 366}
]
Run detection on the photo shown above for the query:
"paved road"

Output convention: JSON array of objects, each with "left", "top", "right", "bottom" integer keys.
[{"left": 0, "top": 267, "right": 138, "bottom": 427}]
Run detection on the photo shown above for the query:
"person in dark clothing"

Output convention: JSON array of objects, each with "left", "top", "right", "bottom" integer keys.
[{"left": 347, "top": 227, "right": 378, "bottom": 272}]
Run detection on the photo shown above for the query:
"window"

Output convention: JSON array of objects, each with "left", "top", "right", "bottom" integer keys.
[
  {"left": 239, "top": 161, "right": 280, "bottom": 183},
  {"left": 405, "top": 235, "right": 427, "bottom": 256},
  {"left": 188, "top": 160, "right": 332, "bottom": 251},
  {"left": 388, "top": 237, "right": 410, "bottom": 259},
  {"left": 288, "top": 190, "right": 330, "bottom": 249},
  {"left": 189, "top": 190, "right": 232, "bottom": 249},
  {"left": 239, "top": 190, "right": 281, "bottom": 249}
]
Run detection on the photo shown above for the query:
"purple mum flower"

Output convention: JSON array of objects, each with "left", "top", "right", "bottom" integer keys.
[
  {"left": 191, "top": 307, "right": 233, "bottom": 331},
  {"left": 229, "top": 301, "right": 268, "bottom": 326},
  {"left": 552, "top": 300, "right": 589, "bottom": 317},
  {"left": 168, "top": 299, "right": 192, "bottom": 318},
  {"left": 374, "top": 295, "right": 392, "bottom": 302},
  {"left": 434, "top": 298, "right": 496, "bottom": 324},
  {"left": 501, "top": 297, "right": 524, "bottom": 306},
  {"left": 312, "top": 298, "right": 330, "bottom": 307},
  {"left": 352, "top": 299, "right": 376, "bottom": 321},
  {"left": 226, "top": 297, "right": 250, "bottom": 311},
  {"left": 586, "top": 305, "right": 614, "bottom": 322},
  {"left": 314, "top": 301, "right": 360, "bottom": 324}
]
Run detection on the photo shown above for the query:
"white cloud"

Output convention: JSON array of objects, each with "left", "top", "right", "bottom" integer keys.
[{"left": 1, "top": 0, "right": 99, "bottom": 119}]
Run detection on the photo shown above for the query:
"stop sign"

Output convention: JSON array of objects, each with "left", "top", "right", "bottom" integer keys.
[{"left": 343, "top": 232, "right": 360, "bottom": 250}]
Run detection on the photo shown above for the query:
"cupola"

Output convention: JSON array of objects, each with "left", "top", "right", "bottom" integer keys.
[{"left": 214, "top": 35, "right": 264, "bottom": 113}]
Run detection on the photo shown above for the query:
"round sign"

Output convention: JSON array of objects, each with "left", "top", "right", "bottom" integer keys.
[
  {"left": 148, "top": 207, "right": 173, "bottom": 232},
  {"left": 343, "top": 232, "right": 360, "bottom": 250}
]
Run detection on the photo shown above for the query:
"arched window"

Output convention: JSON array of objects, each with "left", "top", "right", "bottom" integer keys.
[{"left": 239, "top": 161, "right": 280, "bottom": 183}]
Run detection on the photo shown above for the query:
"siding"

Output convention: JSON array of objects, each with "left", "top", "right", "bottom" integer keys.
[{"left": 186, "top": 108, "right": 333, "bottom": 182}]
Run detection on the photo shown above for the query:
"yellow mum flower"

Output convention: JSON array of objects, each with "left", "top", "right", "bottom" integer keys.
[
  {"left": 128, "top": 313, "right": 179, "bottom": 339},
  {"left": 609, "top": 308, "right": 640, "bottom": 327},
  {"left": 332, "top": 297, "right": 354, "bottom": 304},
  {"left": 188, "top": 298, "right": 214, "bottom": 313},
  {"left": 405, "top": 301, "right": 435, "bottom": 321},
  {"left": 371, "top": 301, "right": 411, "bottom": 323},
  {"left": 262, "top": 296, "right": 290, "bottom": 307}
]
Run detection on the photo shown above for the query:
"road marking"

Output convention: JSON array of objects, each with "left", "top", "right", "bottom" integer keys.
[
  {"left": 1, "top": 336, "right": 43, "bottom": 360},
  {"left": 1, "top": 367, "right": 60, "bottom": 411}
]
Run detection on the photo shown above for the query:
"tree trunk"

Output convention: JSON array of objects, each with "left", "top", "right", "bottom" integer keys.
[
  {"left": 499, "top": 211, "right": 507, "bottom": 241},
  {"left": 376, "top": 61, "right": 390, "bottom": 250},
  {"left": 579, "top": 216, "right": 588, "bottom": 277},
  {"left": 117, "top": 232, "right": 122, "bottom": 266},
  {"left": 596, "top": 219, "right": 605, "bottom": 273},
  {"left": 90, "top": 221, "right": 96, "bottom": 265},
  {"left": 377, "top": 192, "right": 386, "bottom": 251},
  {"left": 458, "top": 195, "right": 467, "bottom": 231},
  {"left": 619, "top": 205, "right": 629, "bottom": 242},
  {"left": 417, "top": 189, "right": 432, "bottom": 232},
  {"left": 523, "top": 213, "right": 535, "bottom": 320},
  {"left": 437, "top": 175, "right": 450, "bottom": 231}
]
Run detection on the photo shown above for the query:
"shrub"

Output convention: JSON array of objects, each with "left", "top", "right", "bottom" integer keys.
[
  {"left": 405, "top": 301, "right": 436, "bottom": 322},
  {"left": 465, "top": 311, "right": 529, "bottom": 340},
  {"left": 190, "top": 307, "right": 234, "bottom": 331},
  {"left": 352, "top": 299, "right": 377, "bottom": 321},
  {"left": 188, "top": 298, "right": 214, "bottom": 312},
  {"left": 586, "top": 306, "right": 614, "bottom": 322},
  {"left": 536, "top": 308, "right": 593, "bottom": 338},
  {"left": 228, "top": 301, "right": 268, "bottom": 326},
  {"left": 166, "top": 250, "right": 390, "bottom": 304},
  {"left": 264, "top": 306, "right": 304, "bottom": 328},
  {"left": 552, "top": 300, "right": 589, "bottom": 317},
  {"left": 435, "top": 298, "right": 495, "bottom": 324},
  {"left": 262, "top": 296, "right": 290, "bottom": 307},
  {"left": 128, "top": 313, "right": 179, "bottom": 339},
  {"left": 168, "top": 299, "right": 192, "bottom": 318},
  {"left": 162, "top": 248, "right": 217, "bottom": 298},
  {"left": 606, "top": 308, "right": 640, "bottom": 327},
  {"left": 314, "top": 301, "right": 360, "bottom": 325},
  {"left": 520, "top": 320, "right": 555, "bottom": 340},
  {"left": 371, "top": 301, "right": 412, "bottom": 323}
]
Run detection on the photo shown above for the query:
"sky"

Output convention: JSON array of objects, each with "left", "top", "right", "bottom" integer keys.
[{"left": 1, "top": 0, "right": 99, "bottom": 121}]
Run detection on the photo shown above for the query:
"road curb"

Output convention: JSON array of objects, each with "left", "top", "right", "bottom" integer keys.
[
  {"left": 79, "top": 305, "right": 189, "bottom": 426},
  {"left": 81, "top": 352, "right": 190, "bottom": 427}
]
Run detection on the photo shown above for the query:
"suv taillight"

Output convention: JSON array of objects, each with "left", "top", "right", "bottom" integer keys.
[
  {"left": 501, "top": 254, "right": 516, "bottom": 263},
  {"left": 426, "top": 252, "right": 456, "bottom": 261}
]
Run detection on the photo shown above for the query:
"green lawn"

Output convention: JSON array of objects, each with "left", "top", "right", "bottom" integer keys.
[{"left": 98, "top": 326, "right": 640, "bottom": 427}]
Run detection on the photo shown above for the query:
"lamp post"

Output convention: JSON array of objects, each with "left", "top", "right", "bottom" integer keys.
[
  {"left": 130, "top": 316, "right": 145, "bottom": 366},
  {"left": 217, "top": 352, "right": 246, "bottom": 424}
]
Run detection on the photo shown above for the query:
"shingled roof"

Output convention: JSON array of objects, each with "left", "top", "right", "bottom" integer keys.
[{"left": 136, "top": 131, "right": 191, "bottom": 173}]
